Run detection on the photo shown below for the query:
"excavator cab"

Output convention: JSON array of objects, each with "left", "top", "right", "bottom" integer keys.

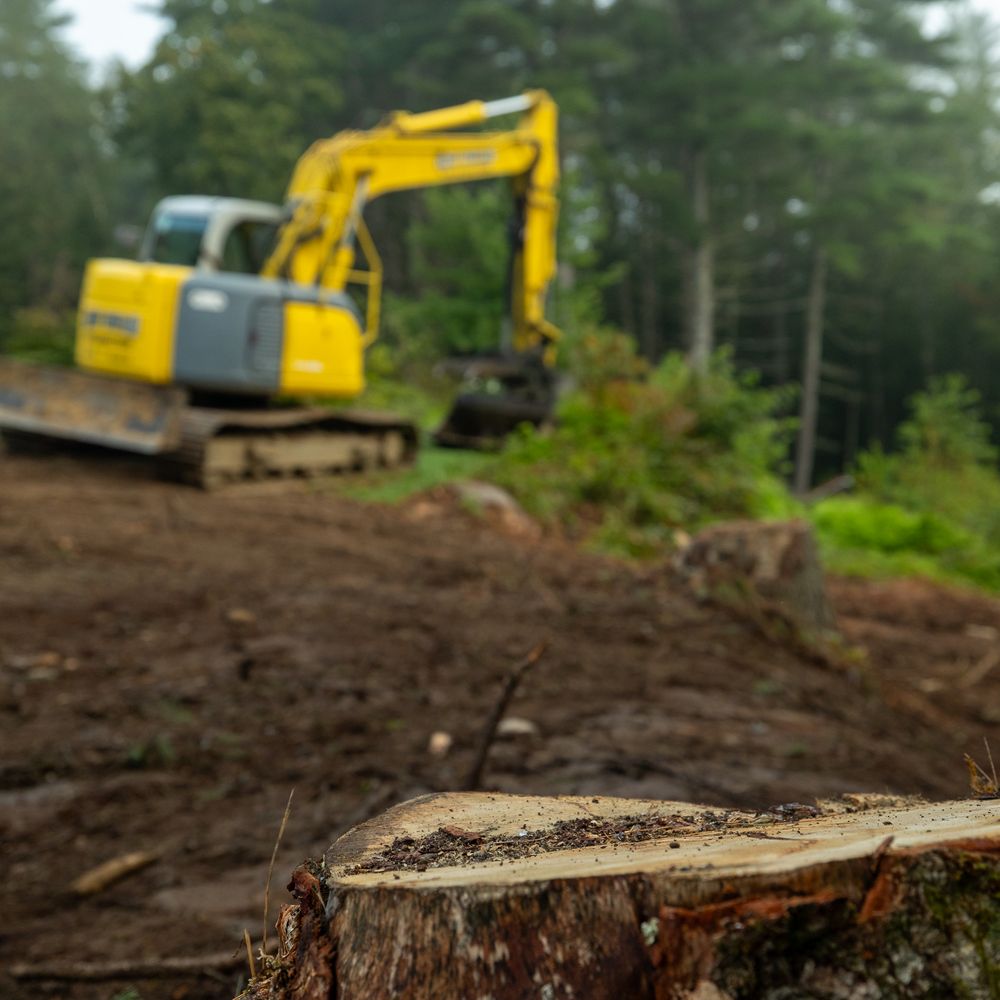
[{"left": 139, "top": 197, "right": 284, "bottom": 274}]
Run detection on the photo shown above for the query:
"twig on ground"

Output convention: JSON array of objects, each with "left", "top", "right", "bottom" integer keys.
[
  {"left": 262, "top": 789, "right": 295, "bottom": 959},
  {"left": 244, "top": 928, "right": 257, "bottom": 979},
  {"left": 985, "top": 736, "right": 998, "bottom": 790},
  {"left": 463, "top": 641, "right": 547, "bottom": 791},
  {"left": 71, "top": 849, "right": 160, "bottom": 897},
  {"left": 10, "top": 953, "right": 243, "bottom": 982}
]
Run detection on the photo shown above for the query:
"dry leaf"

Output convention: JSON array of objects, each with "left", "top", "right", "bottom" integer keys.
[{"left": 964, "top": 753, "right": 999, "bottom": 798}]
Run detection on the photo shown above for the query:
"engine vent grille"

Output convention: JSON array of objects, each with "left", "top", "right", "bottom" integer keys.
[{"left": 249, "top": 301, "right": 283, "bottom": 374}]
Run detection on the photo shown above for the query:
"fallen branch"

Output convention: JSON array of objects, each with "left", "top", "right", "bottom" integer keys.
[
  {"left": 10, "top": 952, "right": 243, "bottom": 982},
  {"left": 262, "top": 789, "right": 295, "bottom": 959},
  {"left": 463, "top": 641, "right": 547, "bottom": 791}
]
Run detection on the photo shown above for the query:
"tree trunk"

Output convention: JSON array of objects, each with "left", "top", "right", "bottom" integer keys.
[
  {"left": 794, "top": 245, "right": 828, "bottom": 495},
  {"left": 686, "top": 148, "right": 715, "bottom": 375},
  {"left": 638, "top": 219, "right": 661, "bottom": 360},
  {"left": 240, "top": 793, "right": 1000, "bottom": 1000}
]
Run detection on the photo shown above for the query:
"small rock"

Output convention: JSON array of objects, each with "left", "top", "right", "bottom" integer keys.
[
  {"left": 965, "top": 624, "right": 998, "bottom": 641},
  {"left": 27, "top": 668, "right": 60, "bottom": 683},
  {"left": 496, "top": 716, "right": 539, "bottom": 738},
  {"left": 453, "top": 482, "right": 541, "bottom": 540},
  {"left": 225, "top": 608, "right": 256, "bottom": 626},
  {"left": 405, "top": 500, "right": 441, "bottom": 522},
  {"left": 454, "top": 481, "right": 522, "bottom": 512},
  {"left": 427, "top": 731, "right": 453, "bottom": 757},
  {"left": 55, "top": 535, "right": 76, "bottom": 554}
]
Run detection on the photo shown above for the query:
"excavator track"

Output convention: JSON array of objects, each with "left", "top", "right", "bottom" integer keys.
[{"left": 159, "top": 406, "right": 418, "bottom": 488}]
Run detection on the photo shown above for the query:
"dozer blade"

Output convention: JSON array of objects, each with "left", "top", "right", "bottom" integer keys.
[{"left": 0, "top": 358, "right": 186, "bottom": 455}]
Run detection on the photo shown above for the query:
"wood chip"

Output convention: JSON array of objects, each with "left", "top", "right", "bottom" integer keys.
[
  {"left": 441, "top": 825, "right": 484, "bottom": 843},
  {"left": 72, "top": 849, "right": 160, "bottom": 896}
]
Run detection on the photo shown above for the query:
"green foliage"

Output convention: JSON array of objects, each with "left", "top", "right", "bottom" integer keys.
[
  {"left": 0, "top": 0, "right": 110, "bottom": 339},
  {"left": 382, "top": 187, "right": 509, "bottom": 361},
  {"left": 813, "top": 375, "right": 1000, "bottom": 592},
  {"left": 2, "top": 308, "right": 75, "bottom": 365},
  {"left": 895, "top": 374, "right": 997, "bottom": 468},
  {"left": 855, "top": 375, "right": 1000, "bottom": 542},
  {"left": 115, "top": 0, "right": 346, "bottom": 204},
  {"left": 351, "top": 344, "right": 456, "bottom": 431},
  {"left": 339, "top": 447, "right": 496, "bottom": 504},
  {"left": 125, "top": 733, "right": 176, "bottom": 769},
  {"left": 493, "top": 336, "right": 798, "bottom": 556},
  {"left": 812, "top": 498, "right": 967, "bottom": 557}
]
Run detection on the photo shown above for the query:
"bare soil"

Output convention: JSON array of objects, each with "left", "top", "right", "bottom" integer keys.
[{"left": 1, "top": 450, "right": 998, "bottom": 999}]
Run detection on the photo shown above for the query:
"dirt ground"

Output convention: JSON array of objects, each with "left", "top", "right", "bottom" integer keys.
[{"left": 1, "top": 450, "right": 998, "bottom": 1000}]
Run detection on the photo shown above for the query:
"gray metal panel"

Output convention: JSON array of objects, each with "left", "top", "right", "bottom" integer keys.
[
  {"left": 173, "top": 273, "right": 363, "bottom": 396},
  {"left": 174, "top": 273, "right": 278, "bottom": 393}
]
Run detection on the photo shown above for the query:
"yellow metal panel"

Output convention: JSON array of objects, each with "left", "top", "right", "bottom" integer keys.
[
  {"left": 75, "top": 260, "right": 190, "bottom": 384},
  {"left": 280, "top": 300, "right": 365, "bottom": 397}
]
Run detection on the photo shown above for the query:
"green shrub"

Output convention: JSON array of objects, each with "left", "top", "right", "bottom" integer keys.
[
  {"left": 812, "top": 375, "right": 1000, "bottom": 593},
  {"left": 492, "top": 333, "right": 798, "bottom": 556},
  {"left": 811, "top": 497, "right": 968, "bottom": 555}
]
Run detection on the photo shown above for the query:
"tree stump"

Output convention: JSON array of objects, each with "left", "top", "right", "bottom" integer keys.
[
  {"left": 676, "top": 518, "right": 837, "bottom": 632},
  {"left": 240, "top": 792, "right": 999, "bottom": 1000}
]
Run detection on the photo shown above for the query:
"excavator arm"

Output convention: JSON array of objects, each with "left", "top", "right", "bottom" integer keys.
[{"left": 262, "top": 90, "right": 560, "bottom": 362}]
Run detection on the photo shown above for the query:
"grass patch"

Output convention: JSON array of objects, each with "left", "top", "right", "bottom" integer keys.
[{"left": 338, "top": 445, "right": 496, "bottom": 504}]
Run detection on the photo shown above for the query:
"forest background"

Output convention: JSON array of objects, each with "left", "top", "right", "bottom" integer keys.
[{"left": 7, "top": 0, "right": 1000, "bottom": 587}]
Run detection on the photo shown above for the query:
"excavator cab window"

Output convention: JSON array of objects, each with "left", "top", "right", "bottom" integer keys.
[
  {"left": 220, "top": 220, "right": 280, "bottom": 275},
  {"left": 144, "top": 211, "right": 209, "bottom": 268}
]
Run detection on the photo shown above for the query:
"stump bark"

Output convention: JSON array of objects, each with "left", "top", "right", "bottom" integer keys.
[
  {"left": 676, "top": 518, "right": 837, "bottom": 632},
  {"left": 240, "top": 792, "right": 999, "bottom": 999}
]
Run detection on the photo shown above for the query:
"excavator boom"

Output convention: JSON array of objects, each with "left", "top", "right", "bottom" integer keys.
[{"left": 266, "top": 89, "right": 560, "bottom": 363}]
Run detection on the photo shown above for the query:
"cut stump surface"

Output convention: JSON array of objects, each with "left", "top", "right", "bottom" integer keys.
[{"left": 242, "top": 793, "right": 1000, "bottom": 999}]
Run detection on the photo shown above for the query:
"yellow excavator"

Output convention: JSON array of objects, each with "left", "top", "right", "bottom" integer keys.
[{"left": 0, "top": 91, "right": 560, "bottom": 486}]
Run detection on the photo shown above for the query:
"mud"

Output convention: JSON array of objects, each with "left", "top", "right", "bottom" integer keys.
[{"left": 1, "top": 449, "right": 998, "bottom": 999}]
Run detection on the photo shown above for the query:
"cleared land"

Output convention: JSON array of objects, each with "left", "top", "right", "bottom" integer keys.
[{"left": 0, "top": 450, "right": 997, "bottom": 999}]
